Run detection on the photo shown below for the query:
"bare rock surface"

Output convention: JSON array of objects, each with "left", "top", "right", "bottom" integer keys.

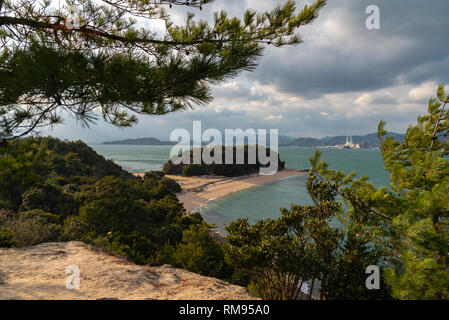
[{"left": 0, "top": 241, "right": 255, "bottom": 300}]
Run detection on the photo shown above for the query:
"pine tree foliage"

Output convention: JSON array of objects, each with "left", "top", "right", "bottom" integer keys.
[
  {"left": 0, "top": 0, "right": 326, "bottom": 139},
  {"left": 310, "top": 85, "right": 449, "bottom": 299},
  {"left": 224, "top": 152, "right": 389, "bottom": 300},
  {"left": 375, "top": 85, "right": 449, "bottom": 299},
  {"left": 225, "top": 85, "right": 449, "bottom": 300}
]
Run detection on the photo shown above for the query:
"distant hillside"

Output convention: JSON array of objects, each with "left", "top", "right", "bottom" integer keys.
[
  {"left": 286, "top": 137, "right": 322, "bottom": 147},
  {"left": 102, "top": 133, "right": 405, "bottom": 148},
  {"left": 163, "top": 145, "right": 285, "bottom": 177},
  {"left": 102, "top": 137, "right": 175, "bottom": 145},
  {"left": 282, "top": 132, "right": 405, "bottom": 148},
  {"left": 278, "top": 135, "right": 296, "bottom": 146}
]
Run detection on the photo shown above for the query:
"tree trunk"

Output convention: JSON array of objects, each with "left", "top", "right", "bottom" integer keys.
[{"left": 308, "top": 279, "right": 315, "bottom": 300}]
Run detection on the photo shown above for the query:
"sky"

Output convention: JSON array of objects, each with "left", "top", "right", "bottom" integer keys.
[{"left": 44, "top": 0, "right": 449, "bottom": 143}]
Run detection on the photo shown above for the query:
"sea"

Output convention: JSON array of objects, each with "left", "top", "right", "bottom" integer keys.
[{"left": 90, "top": 145, "right": 390, "bottom": 234}]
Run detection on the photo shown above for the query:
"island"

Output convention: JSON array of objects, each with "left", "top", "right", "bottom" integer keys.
[{"left": 102, "top": 137, "right": 175, "bottom": 145}]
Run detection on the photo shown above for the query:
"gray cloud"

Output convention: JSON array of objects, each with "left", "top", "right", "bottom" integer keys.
[
  {"left": 249, "top": 0, "right": 449, "bottom": 97},
  {"left": 44, "top": 0, "right": 449, "bottom": 142}
]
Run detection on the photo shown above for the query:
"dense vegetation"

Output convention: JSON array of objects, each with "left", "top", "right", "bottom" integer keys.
[
  {"left": 224, "top": 85, "right": 449, "bottom": 300},
  {"left": 0, "top": 137, "right": 234, "bottom": 280},
  {"left": 2, "top": 86, "right": 448, "bottom": 300},
  {"left": 163, "top": 145, "right": 285, "bottom": 177},
  {"left": 372, "top": 85, "right": 449, "bottom": 299},
  {"left": 224, "top": 152, "right": 392, "bottom": 300},
  {"left": 4, "top": 0, "right": 447, "bottom": 301}
]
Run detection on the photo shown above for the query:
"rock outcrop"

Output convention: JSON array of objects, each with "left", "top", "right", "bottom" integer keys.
[{"left": 0, "top": 241, "right": 255, "bottom": 300}]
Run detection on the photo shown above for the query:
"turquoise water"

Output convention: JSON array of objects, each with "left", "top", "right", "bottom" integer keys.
[
  {"left": 90, "top": 145, "right": 390, "bottom": 234},
  {"left": 280, "top": 147, "right": 389, "bottom": 187},
  {"left": 199, "top": 147, "right": 390, "bottom": 234},
  {"left": 91, "top": 145, "right": 172, "bottom": 173}
]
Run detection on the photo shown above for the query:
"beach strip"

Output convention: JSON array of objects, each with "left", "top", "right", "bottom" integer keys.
[{"left": 135, "top": 169, "right": 307, "bottom": 213}]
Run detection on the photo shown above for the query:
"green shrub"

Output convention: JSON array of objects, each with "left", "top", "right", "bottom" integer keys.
[
  {"left": 143, "top": 171, "right": 165, "bottom": 179},
  {"left": 79, "top": 178, "right": 150, "bottom": 235},
  {"left": 10, "top": 217, "right": 61, "bottom": 246},
  {"left": 182, "top": 164, "right": 206, "bottom": 177},
  {"left": 0, "top": 137, "right": 229, "bottom": 278},
  {"left": 171, "top": 224, "right": 233, "bottom": 279},
  {"left": 101, "top": 231, "right": 158, "bottom": 265},
  {"left": 18, "top": 210, "right": 61, "bottom": 224},
  {"left": 150, "top": 243, "right": 176, "bottom": 265},
  {"left": 0, "top": 208, "right": 61, "bottom": 247},
  {"left": 0, "top": 209, "right": 15, "bottom": 225},
  {"left": 141, "top": 174, "right": 182, "bottom": 197},
  {"left": 162, "top": 161, "right": 182, "bottom": 175},
  {"left": 19, "top": 184, "right": 78, "bottom": 216},
  {"left": 224, "top": 165, "right": 390, "bottom": 300},
  {"left": 0, "top": 227, "right": 17, "bottom": 248},
  {"left": 60, "top": 216, "right": 89, "bottom": 241}
]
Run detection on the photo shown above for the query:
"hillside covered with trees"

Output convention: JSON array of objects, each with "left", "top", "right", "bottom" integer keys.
[
  {"left": 0, "top": 137, "right": 237, "bottom": 281},
  {"left": 163, "top": 145, "right": 285, "bottom": 177}
]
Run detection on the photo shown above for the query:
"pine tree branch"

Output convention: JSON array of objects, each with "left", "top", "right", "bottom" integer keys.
[
  {"left": 100, "top": 0, "right": 208, "bottom": 17},
  {"left": 311, "top": 169, "right": 392, "bottom": 222},
  {"left": 430, "top": 101, "right": 447, "bottom": 150},
  {"left": 0, "top": 15, "right": 275, "bottom": 46},
  {"left": 4, "top": 102, "right": 58, "bottom": 140},
  {"left": 0, "top": 0, "right": 327, "bottom": 139}
]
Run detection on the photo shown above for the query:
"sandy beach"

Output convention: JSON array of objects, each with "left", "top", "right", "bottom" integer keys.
[{"left": 135, "top": 169, "right": 307, "bottom": 213}]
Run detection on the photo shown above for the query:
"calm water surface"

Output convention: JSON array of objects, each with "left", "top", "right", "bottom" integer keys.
[{"left": 90, "top": 145, "right": 390, "bottom": 234}]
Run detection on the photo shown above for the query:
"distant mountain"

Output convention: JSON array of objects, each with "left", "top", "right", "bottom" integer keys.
[
  {"left": 287, "top": 137, "right": 323, "bottom": 147},
  {"left": 102, "top": 137, "right": 175, "bottom": 145},
  {"left": 278, "top": 135, "right": 296, "bottom": 146},
  {"left": 279, "top": 135, "right": 295, "bottom": 142},
  {"left": 102, "top": 132, "right": 406, "bottom": 148},
  {"left": 281, "top": 132, "right": 405, "bottom": 148}
]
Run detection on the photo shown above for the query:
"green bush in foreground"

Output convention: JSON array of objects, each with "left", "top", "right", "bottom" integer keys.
[
  {"left": 224, "top": 159, "right": 390, "bottom": 300},
  {"left": 225, "top": 85, "right": 449, "bottom": 300},
  {"left": 373, "top": 85, "right": 449, "bottom": 299},
  {"left": 168, "top": 224, "right": 233, "bottom": 279},
  {"left": 0, "top": 137, "right": 226, "bottom": 276},
  {"left": 0, "top": 227, "right": 16, "bottom": 248}
]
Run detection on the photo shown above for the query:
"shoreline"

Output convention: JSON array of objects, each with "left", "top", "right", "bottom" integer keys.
[{"left": 134, "top": 169, "right": 307, "bottom": 213}]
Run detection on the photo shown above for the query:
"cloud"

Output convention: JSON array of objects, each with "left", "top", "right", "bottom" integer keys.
[
  {"left": 249, "top": 0, "right": 449, "bottom": 97},
  {"left": 43, "top": 0, "right": 449, "bottom": 142},
  {"left": 265, "top": 115, "right": 283, "bottom": 120},
  {"left": 354, "top": 92, "right": 397, "bottom": 106},
  {"left": 409, "top": 81, "right": 438, "bottom": 101}
]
